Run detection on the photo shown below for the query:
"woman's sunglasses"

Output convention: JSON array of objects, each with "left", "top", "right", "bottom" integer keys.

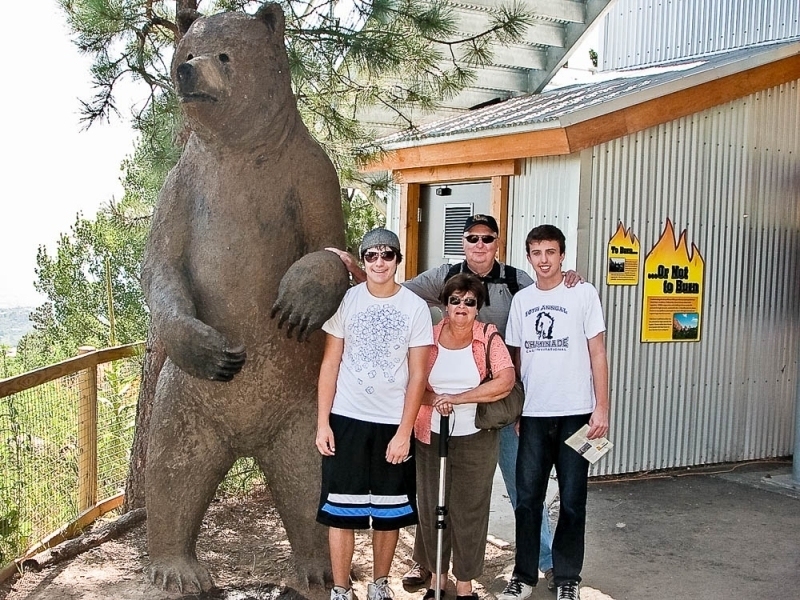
[
  {"left": 363, "top": 250, "right": 397, "bottom": 263},
  {"left": 463, "top": 234, "right": 497, "bottom": 244},
  {"left": 448, "top": 295, "right": 478, "bottom": 307}
]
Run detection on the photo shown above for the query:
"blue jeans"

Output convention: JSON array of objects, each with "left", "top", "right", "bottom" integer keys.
[
  {"left": 513, "top": 414, "right": 591, "bottom": 587},
  {"left": 498, "top": 423, "right": 553, "bottom": 572}
]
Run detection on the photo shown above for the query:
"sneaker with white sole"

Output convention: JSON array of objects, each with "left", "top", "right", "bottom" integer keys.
[
  {"left": 498, "top": 577, "right": 533, "bottom": 600},
  {"left": 368, "top": 577, "right": 395, "bottom": 600},
  {"left": 331, "top": 586, "right": 353, "bottom": 600},
  {"left": 402, "top": 563, "right": 431, "bottom": 587},
  {"left": 556, "top": 582, "right": 580, "bottom": 600}
]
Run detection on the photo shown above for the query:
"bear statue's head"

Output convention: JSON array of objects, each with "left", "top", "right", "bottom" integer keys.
[{"left": 172, "top": 3, "right": 295, "bottom": 149}]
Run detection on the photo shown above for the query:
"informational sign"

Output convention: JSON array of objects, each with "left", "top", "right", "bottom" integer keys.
[
  {"left": 641, "top": 219, "right": 705, "bottom": 342},
  {"left": 606, "top": 222, "right": 640, "bottom": 285}
]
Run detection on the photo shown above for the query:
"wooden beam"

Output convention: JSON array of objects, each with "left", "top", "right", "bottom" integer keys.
[
  {"left": 0, "top": 343, "right": 144, "bottom": 399},
  {"left": 394, "top": 159, "right": 518, "bottom": 183},
  {"left": 0, "top": 494, "right": 130, "bottom": 585},
  {"left": 77, "top": 347, "right": 98, "bottom": 512},
  {"left": 398, "top": 183, "right": 420, "bottom": 281},
  {"left": 491, "top": 176, "right": 510, "bottom": 263},
  {"left": 566, "top": 54, "right": 800, "bottom": 151},
  {"left": 367, "top": 128, "right": 571, "bottom": 172}
]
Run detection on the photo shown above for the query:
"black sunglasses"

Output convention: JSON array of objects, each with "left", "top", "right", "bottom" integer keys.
[
  {"left": 448, "top": 295, "right": 478, "bottom": 307},
  {"left": 463, "top": 234, "right": 497, "bottom": 244},
  {"left": 363, "top": 250, "right": 397, "bottom": 263}
]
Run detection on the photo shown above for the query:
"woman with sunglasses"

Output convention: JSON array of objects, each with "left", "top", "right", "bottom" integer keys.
[{"left": 412, "top": 273, "right": 515, "bottom": 600}]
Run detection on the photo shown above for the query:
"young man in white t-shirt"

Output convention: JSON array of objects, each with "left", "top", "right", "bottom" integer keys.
[
  {"left": 500, "top": 225, "right": 609, "bottom": 600},
  {"left": 316, "top": 228, "right": 433, "bottom": 600}
]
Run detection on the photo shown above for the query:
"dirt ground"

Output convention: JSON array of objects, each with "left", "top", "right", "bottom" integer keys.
[{"left": 0, "top": 489, "right": 516, "bottom": 600}]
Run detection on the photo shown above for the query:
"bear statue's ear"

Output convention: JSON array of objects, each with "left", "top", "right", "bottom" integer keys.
[
  {"left": 256, "top": 2, "right": 285, "bottom": 35},
  {"left": 177, "top": 9, "right": 202, "bottom": 38}
]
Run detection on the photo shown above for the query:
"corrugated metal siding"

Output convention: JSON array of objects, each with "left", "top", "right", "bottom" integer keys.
[
  {"left": 583, "top": 80, "right": 800, "bottom": 475},
  {"left": 507, "top": 155, "right": 582, "bottom": 272},
  {"left": 386, "top": 182, "right": 401, "bottom": 241},
  {"left": 602, "top": 0, "right": 800, "bottom": 70}
]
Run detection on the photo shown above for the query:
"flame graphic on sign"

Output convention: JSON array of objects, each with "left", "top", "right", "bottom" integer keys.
[
  {"left": 609, "top": 221, "right": 640, "bottom": 251},
  {"left": 646, "top": 219, "right": 704, "bottom": 269}
]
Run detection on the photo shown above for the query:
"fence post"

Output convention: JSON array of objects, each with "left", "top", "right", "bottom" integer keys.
[{"left": 77, "top": 346, "right": 98, "bottom": 512}]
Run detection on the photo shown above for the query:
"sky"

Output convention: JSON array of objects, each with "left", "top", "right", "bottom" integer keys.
[{"left": 0, "top": 0, "right": 142, "bottom": 308}]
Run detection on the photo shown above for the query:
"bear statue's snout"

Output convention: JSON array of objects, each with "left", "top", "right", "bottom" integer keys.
[
  {"left": 176, "top": 61, "right": 219, "bottom": 103},
  {"left": 177, "top": 62, "right": 195, "bottom": 87}
]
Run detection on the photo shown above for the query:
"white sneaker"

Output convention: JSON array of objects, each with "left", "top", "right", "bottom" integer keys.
[
  {"left": 368, "top": 577, "right": 394, "bottom": 600},
  {"left": 498, "top": 577, "right": 533, "bottom": 600},
  {"left": 331, "top": 586, "right": 353, "bottom": 600},
  {"left": 556, "top": 582, "right": 580, "bottom": 600}
]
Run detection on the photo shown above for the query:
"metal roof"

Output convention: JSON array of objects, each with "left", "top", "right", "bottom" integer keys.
[
  {"left": 377, "top": 37, "right": 800, "bottom": 149},
  {"left": 357, "top": 0, "right": 616, "bottom": 133}
]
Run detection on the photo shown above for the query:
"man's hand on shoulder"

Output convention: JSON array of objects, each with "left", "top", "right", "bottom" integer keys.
[
  {"left": 563, "top": 270, "right": 585, "bottom": 287},
  {"left": 325, "top": 247, "right": 366, "bottom": 284}
]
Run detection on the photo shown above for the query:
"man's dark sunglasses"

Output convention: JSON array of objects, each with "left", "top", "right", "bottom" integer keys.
[
  {"left": 363, "top": 250, "right": 397, "bottom": 263},
  {"left": 463, "top": 234, "right": 497, "bottom": 244},
  {"left": 448, "top": 295, "right": 478, "bottom": 307}
]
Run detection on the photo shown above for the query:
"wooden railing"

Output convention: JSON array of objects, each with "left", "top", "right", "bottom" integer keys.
[{"left": 0, "top": 343, "right": 144, "bottom": 582}]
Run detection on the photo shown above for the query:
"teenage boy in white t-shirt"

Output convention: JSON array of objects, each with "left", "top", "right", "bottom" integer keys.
[
  {"left": 316, "top": 228, "right": 433, "bottom": 600},
  {"left": 500, "top": 225, "right": 609, "bottom": 600}
]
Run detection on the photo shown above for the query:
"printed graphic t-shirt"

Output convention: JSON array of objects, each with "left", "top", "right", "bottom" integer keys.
[
  {"left": 506, "top": 281, "right": 605, "bottom": 417},
  {"left": 322, "top": 283, "right": 434, "bottom": 425}
]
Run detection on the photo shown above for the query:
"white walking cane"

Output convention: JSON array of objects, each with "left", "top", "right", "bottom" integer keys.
[{"left": 434, "top": 414, "right": 450, "bottom": 600}]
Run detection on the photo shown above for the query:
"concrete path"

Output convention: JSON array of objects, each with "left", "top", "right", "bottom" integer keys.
[{"left": 486, "top": 461, "right": 800, "bottom": 600}]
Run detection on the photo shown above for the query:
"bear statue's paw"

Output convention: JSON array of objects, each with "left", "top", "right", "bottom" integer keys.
[
  {"left": 271, "top": 250, "right": 349, "bottom": 342},
  {"left": 294, "top": 555, "right": 333, "bottom": 588},
  {"left": 147, "top": 556, "right": 215, "bottom": 593},
  {"left": 164, "top": 317, "right": 247, "bottom": 381}
]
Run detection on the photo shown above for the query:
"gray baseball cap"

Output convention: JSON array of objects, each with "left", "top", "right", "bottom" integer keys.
[{"left": 359, "top": 228, "right": 401, "bottom": 258}]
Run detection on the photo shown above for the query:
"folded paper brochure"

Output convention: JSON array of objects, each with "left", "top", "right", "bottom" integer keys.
[{"left": 565, "top": 424, "right": 613, "bottom": 464}]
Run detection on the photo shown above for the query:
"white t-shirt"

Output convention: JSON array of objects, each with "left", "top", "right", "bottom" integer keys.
[
  {"left": 506, "top": 281, "right": 606, "bottom": 417},
  {"left": 323, "top": 283, "right": 433, "bottom": 425},
  {"left": 428, "top": 344, "right": 481, "bottom": 437}
]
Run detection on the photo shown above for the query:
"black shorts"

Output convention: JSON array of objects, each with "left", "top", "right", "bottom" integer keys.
[{"left": 317, "top": 413, "right": 418, "bottom": 530}]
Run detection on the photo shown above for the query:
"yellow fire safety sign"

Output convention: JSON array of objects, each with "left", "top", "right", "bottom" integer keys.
[
  {"left": 607, "top": 221, "right": 640, "bottom": 286},
  {"left": 641, "top": 219, "right": 705, "bottom": 342}
]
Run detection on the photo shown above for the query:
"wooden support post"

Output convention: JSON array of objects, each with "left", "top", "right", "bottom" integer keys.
[
  {"left": 491, "top": 175, "right": 510, "bottom": 263},
  {"left": 398, "top": 182, "right": 421, "bottom": 282},
  {"left": 77, "top": 346, "right": 98, "bottom": 512}
]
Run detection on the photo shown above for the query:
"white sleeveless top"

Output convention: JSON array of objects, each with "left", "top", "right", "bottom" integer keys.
[{"left": 428, "top": 343, "right": 481, "bottom": 437}]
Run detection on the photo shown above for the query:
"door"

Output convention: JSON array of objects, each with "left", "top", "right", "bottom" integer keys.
[{"left": 418, "top": 181, "right": 491, "bottom": 273}]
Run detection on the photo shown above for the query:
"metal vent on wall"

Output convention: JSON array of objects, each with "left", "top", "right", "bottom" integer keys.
[{"left": 443, "top": 204, "right": 473, "bottom": 258}]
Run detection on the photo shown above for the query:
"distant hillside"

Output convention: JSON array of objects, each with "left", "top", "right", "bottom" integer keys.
[{"left": 0, "top": 307, "right": 34, "bottom": 347}]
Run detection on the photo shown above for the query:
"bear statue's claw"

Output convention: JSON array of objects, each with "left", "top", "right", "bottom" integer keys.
[
  {"left": 271, "top": 250, "right": 349, "bottom": 342},
  {"left": 147, "top": 557, "right": 215, "bottom": 593}
]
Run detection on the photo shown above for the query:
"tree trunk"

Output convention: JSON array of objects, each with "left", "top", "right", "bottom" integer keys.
[{"left": 123, "top": 322, "right": 165, "bottom": 512}]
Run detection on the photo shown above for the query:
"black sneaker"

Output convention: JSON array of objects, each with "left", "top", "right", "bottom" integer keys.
[{"left": 556, "top": 582, "right": 580, "bottom": 600}]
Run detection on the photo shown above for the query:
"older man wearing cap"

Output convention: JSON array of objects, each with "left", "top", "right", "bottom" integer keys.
[
  {"left": 317, "top": 228, "right": 433, "bottom": 600},
  {"left": 329, "top": 215, "right": 582, "bottom": 592}
]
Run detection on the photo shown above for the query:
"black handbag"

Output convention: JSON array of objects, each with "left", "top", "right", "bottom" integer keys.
[{"left": 474, "top": 326, "right": 525, "bottom": 430}]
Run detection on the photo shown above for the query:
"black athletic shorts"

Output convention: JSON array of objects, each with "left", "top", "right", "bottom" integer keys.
[{"left": 316, "top": 413, "right": 418, "bottom": 530}]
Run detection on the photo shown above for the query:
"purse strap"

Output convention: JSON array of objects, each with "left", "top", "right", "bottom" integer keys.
[{"left": 482, "top": 322, "right": 499, "bottom": 381}]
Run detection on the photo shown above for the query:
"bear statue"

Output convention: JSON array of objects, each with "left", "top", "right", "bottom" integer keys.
[{"left": 140, "top": 3, "right": 349, "bottom": 593}]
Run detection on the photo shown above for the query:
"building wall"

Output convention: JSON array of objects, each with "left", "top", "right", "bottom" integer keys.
[
  {"left": 584, "top": 80, "right": 800, "bottom": 475},
  {"left": 507, "top": 155, "right": 582, "bottom": 273},
  {"left": 601, "top": 0, "right": 800, "bottom": 71},
  {"left": 507, "top": 80, "right": 800, "bottom": 475}
]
